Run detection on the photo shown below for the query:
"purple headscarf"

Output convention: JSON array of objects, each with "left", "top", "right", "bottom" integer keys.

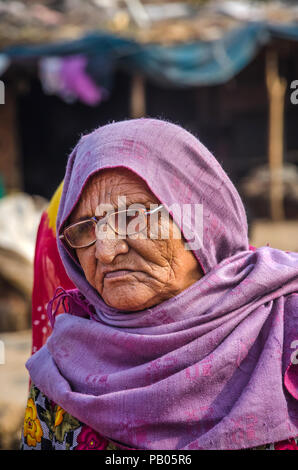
[{"left": 26, "top": 118, "right": 298, "bottom": 450}]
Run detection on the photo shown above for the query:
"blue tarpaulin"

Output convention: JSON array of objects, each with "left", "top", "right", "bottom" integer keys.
[{"left": 1, "top": 22, "right": 298, "bottom": 87}]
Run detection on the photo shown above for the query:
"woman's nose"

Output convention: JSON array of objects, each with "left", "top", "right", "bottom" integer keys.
[{"left": 94, "top": 237, "right": 129, "bottom": 264}]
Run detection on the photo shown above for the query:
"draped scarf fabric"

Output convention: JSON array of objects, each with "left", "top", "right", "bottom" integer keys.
[{"left": 26, "top": 118, "right": 298, "bottom": 450}]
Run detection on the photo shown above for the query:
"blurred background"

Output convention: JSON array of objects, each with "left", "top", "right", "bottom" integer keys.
[{"left": 0, "top": 0, "right": 298, "bottom": 449}]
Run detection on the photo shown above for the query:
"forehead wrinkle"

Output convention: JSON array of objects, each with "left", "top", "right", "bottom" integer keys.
[
  {"left": 98, "top": 172, "right": 159, "bottom": 206},
  {"left": 69, "top": 178, "right": 100, "bottom": 222},
  {"left": 70, "top": 168, "right": 160, "bottom": 222},
  {"left": 110, "top": 187, "right": 157, "bottom": 207}
]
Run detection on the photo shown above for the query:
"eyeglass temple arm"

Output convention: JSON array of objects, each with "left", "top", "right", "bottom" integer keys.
[{"left": 145, "top": 204, "right": 164, "bottom": 215}]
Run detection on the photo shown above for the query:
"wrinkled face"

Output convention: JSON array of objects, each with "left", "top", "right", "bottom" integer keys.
[{"left": 69, "top": 168, "right": 203, "bottom": 311}]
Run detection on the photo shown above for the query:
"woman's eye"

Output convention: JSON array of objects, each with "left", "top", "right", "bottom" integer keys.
[{"left": 79, "top": 224, "right": 88, "bottom": 232}]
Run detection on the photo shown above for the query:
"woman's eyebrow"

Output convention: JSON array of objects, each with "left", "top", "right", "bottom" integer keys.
[
  {"left": 71, "top": 209, "right": 113, "bottom": 224},
  {"left": 125, "top": 196, "right": 156, "bottom": 207},
  {"left": 70, "top": 214, "right": 95, "bottom": 224},
  {"left": 71, "top": 199, "right": 156, "bottom": 224}
]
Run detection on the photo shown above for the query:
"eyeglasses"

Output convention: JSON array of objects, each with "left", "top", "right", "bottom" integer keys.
[{"left": 59, "top": 204, "right": 164, "bottom": 249}]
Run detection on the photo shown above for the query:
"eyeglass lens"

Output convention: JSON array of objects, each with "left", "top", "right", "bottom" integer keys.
[{"left": 65, "top": 220, "right": 96, "bottom": 248}]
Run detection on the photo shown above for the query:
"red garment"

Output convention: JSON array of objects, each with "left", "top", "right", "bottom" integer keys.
[{"left": 31, "top": 183, "right": 74, "bottom": 354}]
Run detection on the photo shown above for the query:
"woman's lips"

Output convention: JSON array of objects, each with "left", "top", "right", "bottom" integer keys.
[{"left": 104, "top": 270, "right": 135, "bottom": 279}]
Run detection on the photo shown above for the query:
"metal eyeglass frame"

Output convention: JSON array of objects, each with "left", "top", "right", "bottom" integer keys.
[{"left": 59, "top": 204, "right": 164, "bottom": 249}]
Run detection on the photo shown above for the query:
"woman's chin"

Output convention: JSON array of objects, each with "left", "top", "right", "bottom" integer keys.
[
  {"left": 101, "top": 289, "right": 154, "bottom": 312},
  {"left": 97, "top": 275, "right": 161, "bottom": 311}
]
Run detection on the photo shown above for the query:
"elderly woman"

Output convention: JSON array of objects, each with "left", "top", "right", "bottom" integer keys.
[{"left": 22, "top": 118, "right": 298, "bottom": 450}]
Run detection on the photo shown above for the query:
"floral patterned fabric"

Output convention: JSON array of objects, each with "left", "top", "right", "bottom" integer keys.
[
  {"left": 21, "top": 384, "right": 119, "bottom": 450},
  {"left": 21, "top": 384, "right": 298, "bottom": 451}
]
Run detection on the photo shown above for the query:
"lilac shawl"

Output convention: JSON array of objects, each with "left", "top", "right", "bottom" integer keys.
[{"left": 26, "top": 118, "right": 298, "bottom": 450}]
